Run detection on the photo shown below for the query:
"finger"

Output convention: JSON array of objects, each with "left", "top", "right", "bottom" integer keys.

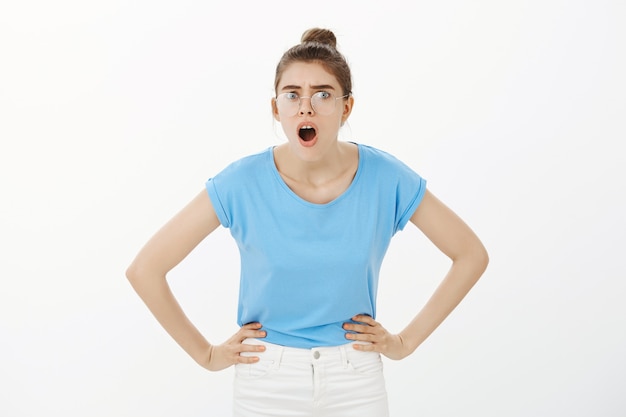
[
  {"left": 352, "top": 342, "right": 376, "bottom": 352},
  {"left": 238, "top": 343, "right": 266, "bottom": 354},
  {"left": 241, "top": 322, "right": 263, "bottom": 330},
  {"left": 346, "top": 332, "right": 376, "bottom": 343},
  {"left": 238, "top": 329, "right": 267, "bottom": 340},
  {"left": 236, "top": 343, "right": 266, "bottom": 363},
  {"left": 236, "top": 354, "right": 261, "bottom": 364},
  {"left": 235, "top": 324, "right": 266, "bottom": 342},
  {"left": 343, "top": 323, "right": 377, "bottom": 334},
  {"left": 352, "top": 315, "right": 378, "bottom": 326},
  {"left": 239, "top": 326, "right": 266, "bottom": 335}
]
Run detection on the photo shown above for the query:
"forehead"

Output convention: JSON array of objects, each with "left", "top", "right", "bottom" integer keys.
[{"left": 277, "top": 62, "right": 340, "bottom": 90}]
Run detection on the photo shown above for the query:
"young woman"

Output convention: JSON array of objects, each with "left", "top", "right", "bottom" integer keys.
[{"left": 126, "top": 28, "right": 489, "bottom": 416}]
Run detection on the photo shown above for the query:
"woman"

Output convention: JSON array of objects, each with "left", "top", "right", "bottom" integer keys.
[{"left": 126, "top": 28, "right": 488, "bottom": 416}]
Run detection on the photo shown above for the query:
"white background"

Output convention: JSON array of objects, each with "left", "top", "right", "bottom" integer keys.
[{"left": 1, "top": 0, "right": 625, "bottom": 416}]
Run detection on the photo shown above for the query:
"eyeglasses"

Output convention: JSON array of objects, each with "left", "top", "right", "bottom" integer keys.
[{"left": 275, "top": 91, "right": 349, "bottom": 116}]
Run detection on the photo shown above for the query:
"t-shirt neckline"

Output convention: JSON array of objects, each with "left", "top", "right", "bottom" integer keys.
[{"left": 268, "top": 142, "right": 364, "bottom": 208}]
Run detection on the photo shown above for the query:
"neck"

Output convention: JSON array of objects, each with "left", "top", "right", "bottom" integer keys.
[{"left": 275, "top": 141, "right": 356, "bottom": 186}]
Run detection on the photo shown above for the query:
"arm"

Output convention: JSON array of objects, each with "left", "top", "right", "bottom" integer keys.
[
  {"left": 344, "top": 189, "right": 489, "bottom": 359},
  {"left": 125, "top": 189, "right": 265, "bottom": 370}
]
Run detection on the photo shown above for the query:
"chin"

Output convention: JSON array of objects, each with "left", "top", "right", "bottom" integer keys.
[{"left": 288, "top": 141, "right": 325, "bottom": 162}]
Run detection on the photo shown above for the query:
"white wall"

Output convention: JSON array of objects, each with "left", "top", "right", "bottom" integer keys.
[{"left": 1, "top": 1, "right": 624, "bottom": 415}]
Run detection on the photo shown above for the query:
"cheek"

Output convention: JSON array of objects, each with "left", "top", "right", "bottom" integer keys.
[
  {"left": 335, "top": 115, "right": 346, "bottom": 129},
  {"left": 278, "top": 120, "right": 296, "bottom": 140}
]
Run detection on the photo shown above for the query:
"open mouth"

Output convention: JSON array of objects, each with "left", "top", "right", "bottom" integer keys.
[{"left": 298, "top": 125, "right": 316, "bottom": 142}]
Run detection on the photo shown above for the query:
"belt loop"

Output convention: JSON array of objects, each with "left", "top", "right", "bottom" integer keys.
[
  {"left": 274, "top": 345, "right": 285, "bottom": 371},
  {"left": 340, "top": 344, "right": 349, "bottom": 369}
]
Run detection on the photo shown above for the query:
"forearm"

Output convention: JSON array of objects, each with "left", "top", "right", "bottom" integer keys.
[
  {"left": 127, "top": 272, "right": 211, "bottom": 365},
  {"left": 400, "top": 251, "right": 488, "bottom": 354}
]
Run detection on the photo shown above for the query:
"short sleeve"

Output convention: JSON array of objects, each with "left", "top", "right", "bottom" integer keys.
[
  {"left": 205, "top": 176, "right": 231, "bottom": 228},
  {"left": 393, "top": 161, "right": 427, "bottom": 233},
  {"left": 203, "top": 148, "right": 271, "bottom": 230}
]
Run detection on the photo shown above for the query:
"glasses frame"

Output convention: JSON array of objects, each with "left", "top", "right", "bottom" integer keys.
[{"left": 275, "top": 91, "right": 350, "bottom": 116}]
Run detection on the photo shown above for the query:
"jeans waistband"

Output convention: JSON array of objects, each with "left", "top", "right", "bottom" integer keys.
[{"left": 241, "top": 338, "right": 372, "bottom": 366}]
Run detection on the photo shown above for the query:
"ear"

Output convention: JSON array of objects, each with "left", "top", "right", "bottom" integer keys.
[
  {"left": 271, "top": 97, "right": 280, "bottom": 121},
  {"left": 341, "top": 95, "right": 354, "bottom": 125}
]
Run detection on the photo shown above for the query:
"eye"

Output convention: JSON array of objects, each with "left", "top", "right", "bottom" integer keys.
[
  {"left": 315, "top": 91, "right": 332, "bottom": 100},
  {"left": 285, "top": 92, "right": 299, "bottom": 101}
]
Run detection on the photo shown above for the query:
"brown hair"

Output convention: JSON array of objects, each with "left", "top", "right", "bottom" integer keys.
[{"left": 274, "top": 28, "right": 352, "bottom": 97}]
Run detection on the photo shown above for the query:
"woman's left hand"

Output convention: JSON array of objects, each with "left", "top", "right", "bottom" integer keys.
[{"left": 343, "top": 315, "right": 410, "bottom": 360}]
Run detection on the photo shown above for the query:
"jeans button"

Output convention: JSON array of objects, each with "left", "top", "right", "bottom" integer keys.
[{"left": 313, "top": 351, "right": 320, "bottom": 359}]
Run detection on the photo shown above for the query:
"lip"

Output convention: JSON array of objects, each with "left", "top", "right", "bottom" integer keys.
[{"left": 296, "top": 121, "right": 319, "bottom": 147}]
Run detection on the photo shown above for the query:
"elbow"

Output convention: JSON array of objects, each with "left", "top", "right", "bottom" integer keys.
[
  {"left": 125, "top": 257, "right": 167, "bottom": 290},
  {"left": 125, "top": 260, "right": 153, "bottom": 288},
  {"left": 125, "top": 261, "right": 142, "bottom": 286},
  {"left": 454, "top": 242, "right": 489, "bottom": 278},
  {"left": 477, "top": 245, "right": 489, "bottom": 275},
  {"left": 471, "top": 238, "right": 489, "bottom": 277},
  {"left": 125, "top": 263, "right": 137, "bottom": 282}
]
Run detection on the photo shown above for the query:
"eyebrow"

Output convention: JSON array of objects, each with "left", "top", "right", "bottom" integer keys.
[{"left": 280, "top": 84, "right": 336, "bottom": 91}]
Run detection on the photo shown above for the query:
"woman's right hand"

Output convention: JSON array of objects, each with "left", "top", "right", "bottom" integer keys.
[{"left": 200, "top": 322, "right": 267, "bottom": 371}]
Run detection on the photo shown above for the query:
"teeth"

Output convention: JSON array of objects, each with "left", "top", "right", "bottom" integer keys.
[{"left": 301, "top": 125, "right": 313, "bottom": 129}]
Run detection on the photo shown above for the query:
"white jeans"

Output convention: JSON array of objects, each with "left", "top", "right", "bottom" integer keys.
[{"left": 233, "top": 339, "right": 389, "bottom": 417}]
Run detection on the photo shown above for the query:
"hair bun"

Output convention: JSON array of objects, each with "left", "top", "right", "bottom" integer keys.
[{"left": 301, "top": 28, "right": 337, "bottom": 49}]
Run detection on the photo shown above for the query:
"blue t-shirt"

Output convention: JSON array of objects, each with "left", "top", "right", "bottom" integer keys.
[{"left": 205, "top": 143, "right": 426, "bottom": 348}]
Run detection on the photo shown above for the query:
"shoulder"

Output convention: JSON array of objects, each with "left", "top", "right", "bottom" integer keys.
[
  {"left": 357, "top": 143, "right": 416, "bottom": 172},
  {"left": 356, "top": 142, "right": 426, "bottom": 190},
  {"left": 210, "top": 147, "right": 271, "bottom": 180},
  {"left": 206, "top": 148, "right": 273, "bottom": 198},
  {"left": 223, "top": 147, "right": 271, "bottom": 172}
]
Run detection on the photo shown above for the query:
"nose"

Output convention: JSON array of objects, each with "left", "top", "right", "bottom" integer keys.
[{"left": 298, "top": 96, "right": 315, "bottom": 115}]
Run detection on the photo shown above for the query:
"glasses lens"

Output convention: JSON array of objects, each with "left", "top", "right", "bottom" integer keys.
[
  {"left": 311, "top": 92, "right": 335, "bottom": 115},
  {"left": 277, "top": 93, "right": 299, "bottom": 116},
  {"left": 276, "top": 92, "right": 343, "bottom": 116}
]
